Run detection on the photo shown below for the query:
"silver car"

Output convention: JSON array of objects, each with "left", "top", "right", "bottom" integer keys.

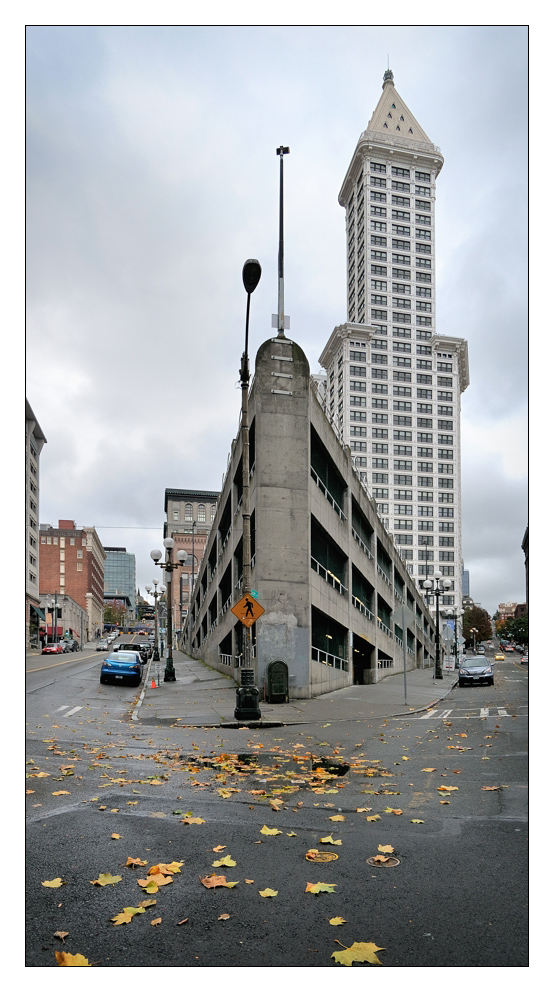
[{"left": 458, "top": 656, "right": 494, "bottom": 687}]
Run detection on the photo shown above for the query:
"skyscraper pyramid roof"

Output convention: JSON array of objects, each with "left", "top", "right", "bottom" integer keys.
[{"left": 364, "top": 69, "right": 433, "bottom": 146}]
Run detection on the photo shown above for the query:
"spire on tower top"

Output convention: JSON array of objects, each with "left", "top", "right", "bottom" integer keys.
[{"left": 383, "top": 68, "right": 394, "bottom": 86}]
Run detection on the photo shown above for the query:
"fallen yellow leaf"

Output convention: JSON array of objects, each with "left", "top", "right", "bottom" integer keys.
[
  {"left": 42, "top": 878, "right": 65, "bottom": 888},
  {"left": 55, "top": 951, "right": 90, "bottom": 967}
]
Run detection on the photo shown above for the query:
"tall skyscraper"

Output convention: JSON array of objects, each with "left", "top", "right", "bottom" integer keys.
[
  {"left": 318, "top": 70, "right": 469, "bottom": 613},
  {"left": 104, "top": 547, "right": 137, "bottom": 616}
]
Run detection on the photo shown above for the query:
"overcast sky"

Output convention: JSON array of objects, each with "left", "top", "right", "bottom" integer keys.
[{"left": 24, "top": 24, "right": 528, "bottom": 617}]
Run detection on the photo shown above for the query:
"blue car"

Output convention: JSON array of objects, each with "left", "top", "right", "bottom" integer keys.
[{"left": 100, "top": 652, "right": 142, "bottom": 687}]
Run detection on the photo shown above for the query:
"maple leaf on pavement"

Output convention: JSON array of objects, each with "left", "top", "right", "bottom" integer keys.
[
  {"left": 200, "top": 874, "right": 238, "bottom": 889},
  {"left": 331, "top": 941, "right": 385, "bottom": 966},
  {"left": 212, "top": 855, "right": 237, "bottom": 868},
  {"left": 42, "top": 878, "right": 65, "bottom": 888},
  {"left": 55, "top": 952, "right": 90, "bottom": 966},
  {"left": 305, "top": 882, "right": 337, "bottom": 894},
  {"left": 90, "top": 873, "right": 122, "bottom": 886}
]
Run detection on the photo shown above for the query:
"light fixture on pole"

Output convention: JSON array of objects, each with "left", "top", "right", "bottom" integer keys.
[
  {"left": 470, "top": 626, "right": 479, "bottom": 652},
  {"left": 445, "top": 607, "right": 464, "bottom": 669},
  {"left": 145, "top": 580, "right": 164, "bottom": 662},
  {"left": 234, "top": 257, "right": 262, "bottom": 722},
  {"left": 150, "top": 539, "right": 187, "bottom": 681},
  {"left": 423, "top": 569, "right": 452, "bottom": 680}
]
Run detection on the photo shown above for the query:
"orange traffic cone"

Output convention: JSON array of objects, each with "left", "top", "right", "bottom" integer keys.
[{"left": 151, "top": 679, "right": 156, "bottom": 689}]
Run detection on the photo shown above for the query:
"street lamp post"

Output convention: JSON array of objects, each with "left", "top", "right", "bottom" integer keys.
[
  {"left": 49, "top": 592, "right": 58, "bottom": 644},
  {"left": 150, "top": 538, "right": 187, "bottom": 681},
  {"left": 423, "top": 570, "right": 452, "bottom": 680},
  {"left": 445, "top": 607, "right": 464, "bottom": 669},
  {"left": 145, "top": 580, "right": 164, "bottom": 662},
  {"left": 470, "top": 627, "right": 478, "bottom": 652},
  {"left": 234, "top": 258, "right": 262, "bottom": 722}
]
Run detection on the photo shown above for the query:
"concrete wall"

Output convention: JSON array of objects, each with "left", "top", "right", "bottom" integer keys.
[{"left": 188, "top": 333, "right": 437, "bottom": 699}]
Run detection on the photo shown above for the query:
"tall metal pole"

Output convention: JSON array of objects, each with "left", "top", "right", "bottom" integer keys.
[
  {"left": 434, "top": 584, "right": 442, "bottom": 680},
  {"left": 164, "top": 544, "right": 176, "bottom": 682},
  {"left": 240, "top": 259, "right": 262, "bottom": 678},
  {"left": 276, "top": 145, "right": 289, "bottom": 337}
]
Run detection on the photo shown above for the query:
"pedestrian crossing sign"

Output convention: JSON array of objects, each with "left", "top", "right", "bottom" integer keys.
[{"left": 231, "top": 593, "right": 265, "bottom": 628}]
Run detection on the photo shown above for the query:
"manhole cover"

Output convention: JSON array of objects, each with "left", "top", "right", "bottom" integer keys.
[
  {"left": 366, "top": 856, "right": 400, "bottom": 867},
  {"left": 306, "top": 850, "right": 339, "bottom": 862}
]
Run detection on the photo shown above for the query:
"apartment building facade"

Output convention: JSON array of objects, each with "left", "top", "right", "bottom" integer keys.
[
  {"left": 39, "top": 520, "right": 106, "bottom": 640},
  {"left": 26, "top": 400, "right": 47, "bottom": 648},
  {"left": 163, "top": 489, "right": 219, "bottom": 636},
  {"left": 187, "top": 333, "right": 438, "bottom": 699},
  {"left": 317, "top": 70, "right": 469, "bottom": 616}
]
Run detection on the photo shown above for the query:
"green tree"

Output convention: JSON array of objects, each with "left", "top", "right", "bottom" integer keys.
[
  {"left": 462, "top": 605, "right": 492, "bottom": 645},
  {"left": 497, "top": 613, "right": 528, "bottom": 646}
]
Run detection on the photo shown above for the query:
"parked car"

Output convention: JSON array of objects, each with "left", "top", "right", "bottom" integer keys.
[
  {"left": 96, "top": 640, "right": 109, "bottom": 652},
  {"left": 114, "top": 642, "right": 148, "bottom": 662},
  {"left": 458, "top": 656, "right": 495, "bottom": 687},
  {"left": 100, "top": 653, "right": 142, "bottom": 687},
  {"left": 138, "top": 641, "right": 152, "bottom": 660},
  {"left": 477, "top": 645, "right": 485, "bottom": 655},
  {"left": 65, "top": 639, "right": 80, "bottom": 651},
  {"left": 41, "top": 643, "right": 65, "bottom": 655},
  {"left": 521, "top": 655, "right": 528, "bottom": 665}
]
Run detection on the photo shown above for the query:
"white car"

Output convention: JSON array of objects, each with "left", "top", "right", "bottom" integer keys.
[{"left": 96, "top": 639, "right": 109, "bottom": 651}]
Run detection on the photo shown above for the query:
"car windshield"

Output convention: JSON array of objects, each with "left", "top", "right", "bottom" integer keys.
[
  {"left": 106, "top": 658, "right": 137, "bottom": 667},
  {"left": 463, "top": 657, "right": 489, "bottom": 668}
]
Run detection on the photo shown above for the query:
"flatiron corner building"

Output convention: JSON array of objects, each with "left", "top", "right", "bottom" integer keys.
[{"left": 318, "top": 70, "right": 469, "bottom": 615}]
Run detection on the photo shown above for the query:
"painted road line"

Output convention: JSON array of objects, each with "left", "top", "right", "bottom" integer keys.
[
  {"left": 56, "top": 705, "right": 70, "bottom": 711},
  {"left": 420, "top": 709, "right": 438, "bottom": 719},
  {"left": 497, "top": 708, "right": 508, "bottom": 717},
  {"left": 64, "top": 706, "right": 83, "bottom": 717},
  {"left": 480, "top": 708, "right": 489, "bottom": 717}
]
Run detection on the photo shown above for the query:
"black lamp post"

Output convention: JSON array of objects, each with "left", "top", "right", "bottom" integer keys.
[
  {"left": 145, "top": 579, "right": 164, "bottom": 662},
  {"left": 234, "top": 258, "right": 262, "bottom": 722},
  {"left": 150, "top": 538, "right": 186, "bottom": 681},
  {"left": 423, "top": 569, "right": 452, "bottom": 680},
  {"left": 445, "top": 607, "right": 464, "bottom": 668}
]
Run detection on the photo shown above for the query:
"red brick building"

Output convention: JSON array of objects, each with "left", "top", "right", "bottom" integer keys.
[{"left": 39, "top": 520, "right": 106, "bottom": 640}]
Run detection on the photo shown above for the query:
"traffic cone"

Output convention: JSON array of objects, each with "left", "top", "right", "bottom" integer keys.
[{"left": 151, "top": 679, "right": 157, "bottom": 689}]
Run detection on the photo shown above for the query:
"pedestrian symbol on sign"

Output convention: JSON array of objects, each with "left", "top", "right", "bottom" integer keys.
[{"left": 230, "top": 593, "right": 265, "bottom": 628}]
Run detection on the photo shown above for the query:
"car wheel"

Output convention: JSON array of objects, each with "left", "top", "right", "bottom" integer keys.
[
  {"left": 489, "top": 678, "right": 494, "bottom": 686},
  {"left": 100, "top": 676, "right": 107, "bottom": 684}
]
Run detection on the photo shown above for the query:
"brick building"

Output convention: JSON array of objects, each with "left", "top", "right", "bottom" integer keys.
[
  {"left": 39, "top": 520, "right": 106, "bottom": 640},
  {"left": 162, "top": 489, "right": 219, "bottom": 639}
]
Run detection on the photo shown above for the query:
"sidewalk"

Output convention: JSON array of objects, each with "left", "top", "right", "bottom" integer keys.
[{"left": 134, "top": 649, "right": 459, "bottom": 727}]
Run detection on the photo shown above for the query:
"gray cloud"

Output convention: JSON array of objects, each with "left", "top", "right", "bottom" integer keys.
[{"left": 26, "top": 26, "right": 528, "bottom": 609}]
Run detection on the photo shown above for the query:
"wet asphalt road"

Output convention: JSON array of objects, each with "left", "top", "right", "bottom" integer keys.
[{"left": 25, "top": 651, "right": 528, "bottom": 969}]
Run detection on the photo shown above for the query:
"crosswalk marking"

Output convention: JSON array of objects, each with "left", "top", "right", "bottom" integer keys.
[
  {"left": 480, "top": 708, "right": 489, "bottom": 718},
  {"left": 56, "top": 705, "right": 70, "bottom": 711},
  {"left": 420, "top": 708, "right": 452, "bottom": 720},
  {"left": 395, "top": 706, "right": 512, "bottom": 722},
  {"left": 63, "top": 706, "right": 83, "bottom": 717},
  {"left": 497, "top": 708, "right": 508, "bottom": 717}
]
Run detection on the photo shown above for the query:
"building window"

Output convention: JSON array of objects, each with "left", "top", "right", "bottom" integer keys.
[
  {"left": 198, "top": 504, "right": 206, "bottom": 522},
  {"left": 173, "top": 507, "right": 179, "bottom": 520},
  {"left": 184, "top": 503, "right": 193, "bottom": 521}
]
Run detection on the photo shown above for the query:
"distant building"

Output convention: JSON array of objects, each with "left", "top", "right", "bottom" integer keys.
[
  {"left": 497, "top": 602, "right": 518, "bottom": 624},
  {"left": 163, "top": 488, "right": 219, "bottom": 637},
  {"left": 26, "top": 400, "right": 47, "bottom": 649},
  {"left": 103, "top": 547, "right": 137, "bottom": 616},
  {"left": 39, "top": 520, "right": 105, "bottom": 640},
  {"left": 38, "top": 591, "right": 88, "bottom": 645},
  {"left": 462, "top": 570, "right": 470, "bottom": 597}
]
